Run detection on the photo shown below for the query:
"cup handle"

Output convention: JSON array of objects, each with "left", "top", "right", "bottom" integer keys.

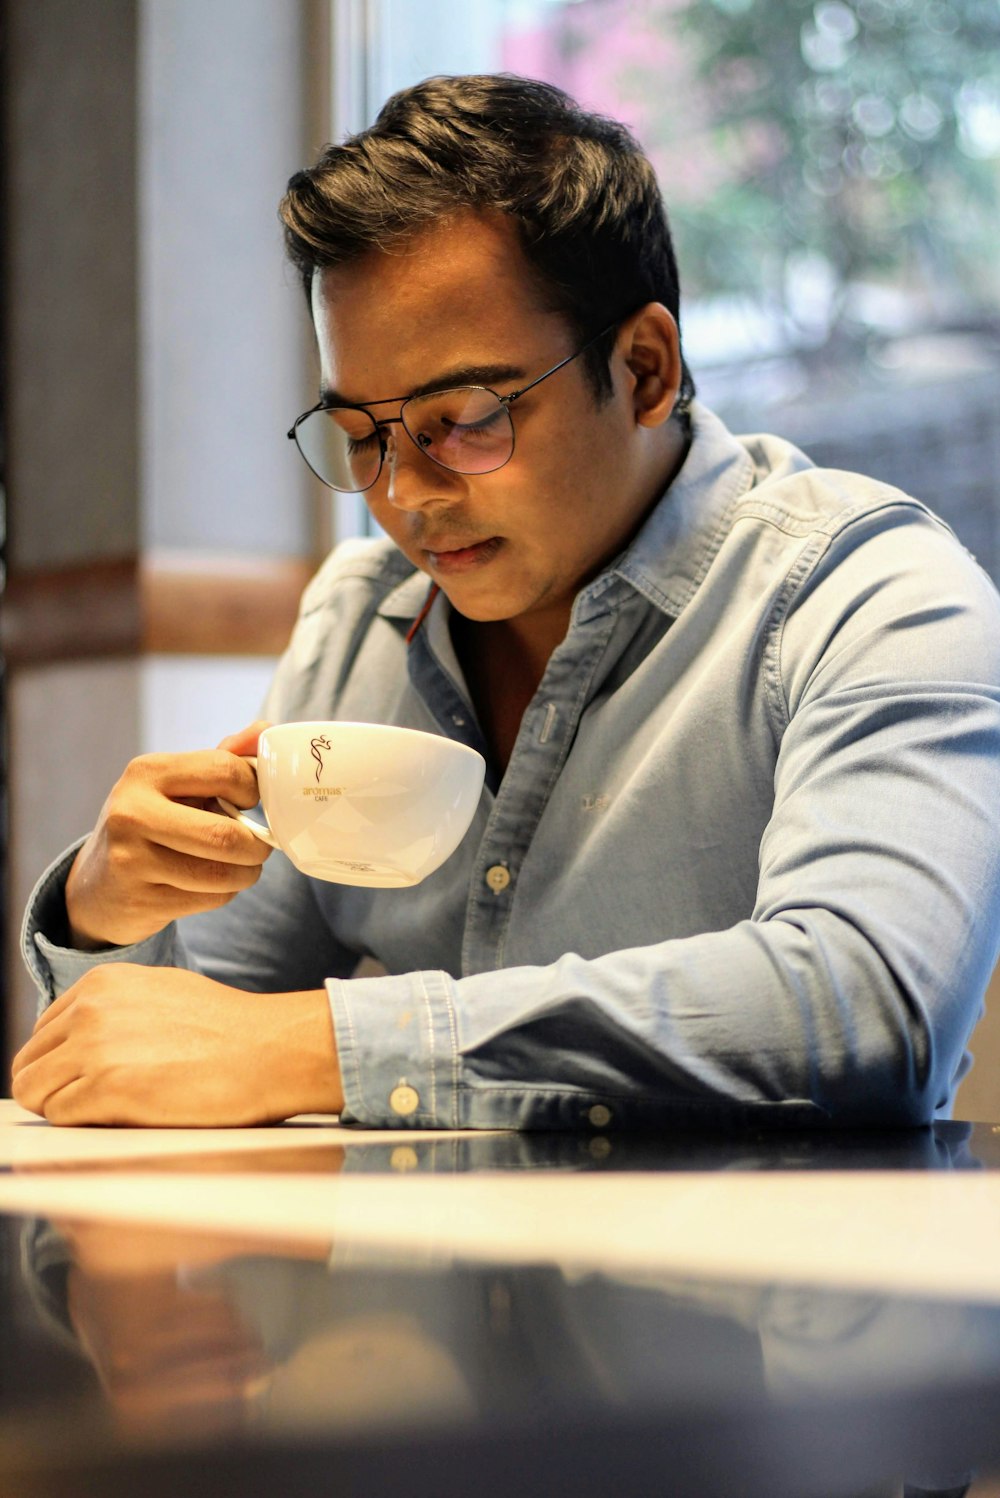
[{"left": 215, "top": 756, "right": 281, "bottom": 850}]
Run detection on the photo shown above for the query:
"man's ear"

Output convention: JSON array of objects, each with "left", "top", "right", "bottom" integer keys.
[{"left": 618, "top": 303, "right": 683, "bottom": 428}]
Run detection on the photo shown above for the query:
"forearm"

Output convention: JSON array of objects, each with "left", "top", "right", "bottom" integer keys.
[
  {"left": 329, "top": 903, "right": 966, "bottom": 1131},
  {"left": 12, "top": 966, "right": 343, "bottom": 1126}
]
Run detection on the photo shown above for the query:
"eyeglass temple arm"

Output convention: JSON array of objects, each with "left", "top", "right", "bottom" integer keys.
[{"left": 501, "top": 321, "right": 618, "bottom": 407}]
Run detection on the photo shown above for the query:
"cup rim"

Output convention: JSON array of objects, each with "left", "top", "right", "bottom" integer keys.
[{"left": 259, "top": 720, "right": 484, "bottom": 764}]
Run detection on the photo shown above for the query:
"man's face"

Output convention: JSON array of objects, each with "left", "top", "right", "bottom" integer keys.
[{"left": 310, "top": 211, "right": 657, "bottom": 632}]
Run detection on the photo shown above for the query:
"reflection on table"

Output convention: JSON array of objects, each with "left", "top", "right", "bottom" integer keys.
[{"left": 2, "top": 1110, "right": 1000, "bottom": 1497}]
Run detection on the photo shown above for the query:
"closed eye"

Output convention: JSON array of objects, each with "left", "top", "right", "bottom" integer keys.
[{"left": 443, "top": 408, "right": 508, "bottom": 435}]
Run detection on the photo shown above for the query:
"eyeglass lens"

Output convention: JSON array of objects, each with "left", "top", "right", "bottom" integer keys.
[{"left": 294, "top": 386, "right": 515, "bottom": 492}]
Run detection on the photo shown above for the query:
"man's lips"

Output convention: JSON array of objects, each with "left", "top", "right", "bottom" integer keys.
[{"left": 422, "top": 537, "right": 503, "bottom": 573}]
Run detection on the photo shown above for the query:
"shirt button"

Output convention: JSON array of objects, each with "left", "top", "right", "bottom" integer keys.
[
  {"left": 485, "top": 864, "right": 511, "bottom": 893},
  {"left": 588, "top": 1104, "right": 612, "bottom": 1128},
  {"left": 389, "top": 1083, "right": 420, "bottom": 1116}
]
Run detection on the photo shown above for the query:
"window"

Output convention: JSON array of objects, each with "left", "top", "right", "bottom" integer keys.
[{"left": 331, "top": 0, "right": 1000, "bottom": 578}]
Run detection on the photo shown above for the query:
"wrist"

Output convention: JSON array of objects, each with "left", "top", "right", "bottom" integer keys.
[
  {"left": 267, "top": 989, "right": 344, "bottom": 1118},
  {"left": 65, "top": 845, "right": 153, "bottom": 951},
  {"left": 64, "top": 846, "right": 117, "bottom": 950},
  {"left": 65, "top": 911, "right": 121, "bottom": 953}
]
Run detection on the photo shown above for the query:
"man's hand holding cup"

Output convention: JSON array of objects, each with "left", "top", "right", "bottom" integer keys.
[{"left": 64, "top": 722, "right": 273, "bottom": 950}]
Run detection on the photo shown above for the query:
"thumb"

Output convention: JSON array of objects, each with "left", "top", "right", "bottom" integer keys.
[{"left": 216, "top": 719, "right": 272, "bottom": 756}]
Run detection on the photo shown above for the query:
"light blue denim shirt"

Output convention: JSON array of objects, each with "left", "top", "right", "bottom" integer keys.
[{"left": 24, "top": 405, "right": 1000, "bottom": 1130}]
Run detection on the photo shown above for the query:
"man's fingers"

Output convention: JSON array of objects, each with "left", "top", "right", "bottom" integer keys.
[
  {"left": 11, "top": 1047, "right": 82, "bottom": 1117},
  {"left": 16, "top": 983, "right": 83, "bottom": 1041},
  {"left": 216, "top": 720, "right": 272, "bottom": 756},
  {"left": 141, "top": 802, "right": 272, "bottom": 870},
  {"left": 18, "top": 1073, "right": 97, "bottom": 1126},
  {"left": 13, "top": 1012, "right": 69, "bottom": 1070},
  {"left": 140, "top": 844, "right": 267, "bottom": 894},
  {"left": 128, "top": 750, "right": 261, "bottom": 808},
  {"left": 34, "top": 1077, "right": 94, "bottom": 1126},
  {"left": 61, "top": 745, "right": 272, "bottom": 950}
]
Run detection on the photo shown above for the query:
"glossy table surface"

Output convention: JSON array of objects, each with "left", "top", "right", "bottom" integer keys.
[{"left": 2, "top": 1099, "right": 1000, "bottom": 1497}]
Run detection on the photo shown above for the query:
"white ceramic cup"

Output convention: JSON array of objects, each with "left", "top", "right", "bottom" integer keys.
[{"left": 217, "top": 721, "right": 485, "bottom": 888}]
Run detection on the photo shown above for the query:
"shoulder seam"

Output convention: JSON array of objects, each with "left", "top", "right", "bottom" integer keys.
[
  {"left": 299, "top": 540, "right": 417, "bottom": 617},
  {"left": 734, "top": 481, "right": 938, "bottom": 544}
]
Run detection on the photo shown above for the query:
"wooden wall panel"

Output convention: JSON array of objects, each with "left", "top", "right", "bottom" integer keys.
[{"left": 2, "top": 555, "right": 313, "bottom": 666}]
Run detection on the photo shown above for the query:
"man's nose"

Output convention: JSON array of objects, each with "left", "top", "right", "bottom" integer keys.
[{"left": 383, "top": 427, "right": 464, "bottom": 511}]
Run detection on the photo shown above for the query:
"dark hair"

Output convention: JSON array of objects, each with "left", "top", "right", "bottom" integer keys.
[{"left": 280, "top": 74, "right": 694, "bottom": 410}]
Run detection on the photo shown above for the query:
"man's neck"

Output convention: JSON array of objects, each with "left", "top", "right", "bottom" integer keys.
[
  {"left": 451, "top": 607, "right": 570, "bottom": 775},
  {"left": 478, "top": 604, "right": 573, "bottom": 682}
]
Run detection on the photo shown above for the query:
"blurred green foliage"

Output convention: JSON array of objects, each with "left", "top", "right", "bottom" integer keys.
[{"left": 671, "top": 0, "right": 1000, "bottom": 328}]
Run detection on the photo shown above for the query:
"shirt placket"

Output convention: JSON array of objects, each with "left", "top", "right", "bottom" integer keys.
[
  {"left": 460, "top": 600, "right": 623, "bottom": 976},
  {"left": 405, "top": 619, "right": 491, "bottom": 764}
]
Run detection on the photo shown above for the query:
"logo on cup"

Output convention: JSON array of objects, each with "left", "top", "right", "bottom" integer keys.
[{"left": 309, "top": 734, "right": 332, "bottom": 784}]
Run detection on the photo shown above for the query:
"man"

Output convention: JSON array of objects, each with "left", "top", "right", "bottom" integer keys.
[{"left": 13, "top": 75, "right": 1000, "bottom": 1129}]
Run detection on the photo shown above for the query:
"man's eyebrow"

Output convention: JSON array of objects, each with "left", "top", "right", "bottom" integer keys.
[{"left": 320, "top": 362, "right": 528, "bottom": 408}]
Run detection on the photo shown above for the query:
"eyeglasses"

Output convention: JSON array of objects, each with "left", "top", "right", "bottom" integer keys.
[{"left": 287, "top": 324, "right": 615, "bottom": 493}]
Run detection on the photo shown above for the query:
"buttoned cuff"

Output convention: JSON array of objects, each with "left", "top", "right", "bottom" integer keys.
[
  {"left": 21, "top": 840, "right": 182, "bottom": 1014},
  {"left": 327, "top": 969, "right": 462, "bottom": 1128},
  {"left": 326, "top": 963, "right": 648, "bottom": 1133}
]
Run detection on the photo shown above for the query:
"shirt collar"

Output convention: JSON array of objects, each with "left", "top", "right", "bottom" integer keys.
[
  {"left": 378, "top": 567, "right": 438, "bottom": 626},
  {"left": 602, "top": 401, "right": 756, "bottom": 621}
]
